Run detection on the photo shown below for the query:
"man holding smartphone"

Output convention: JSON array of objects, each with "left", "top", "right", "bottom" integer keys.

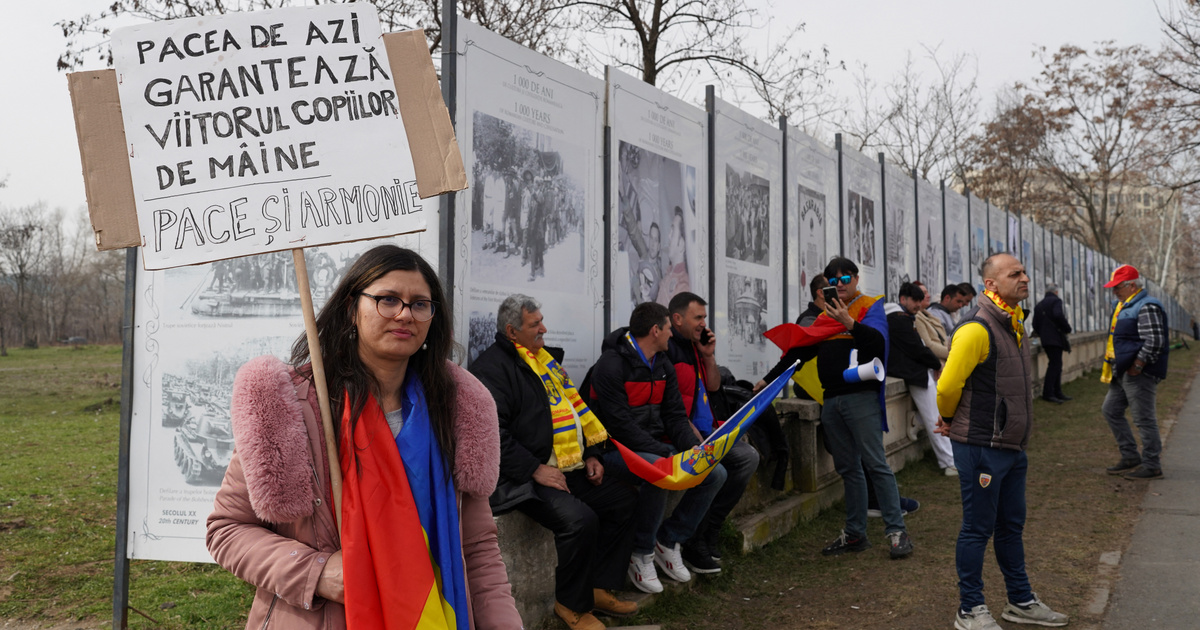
[
  {"left": 761, "top": 257, "right": 914, "bottom": 559},
  {"left": 666, "top": 292, "right": 759, "bottom": 573}
]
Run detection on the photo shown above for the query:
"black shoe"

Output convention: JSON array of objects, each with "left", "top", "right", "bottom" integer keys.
[
  {"left": 1123, "top": 466, "right": 1163, "bottom": 480},
  {"left": 887, "top": 531, "right": 914, "bottom": 559},
  {"left": 822, "top": 530, "right": 870, "bottom": 556},
  {"left": 681, "top": 541, "right": 721, "bottom": 574},
  {"left": 1041, "top": 396, "right": 1064, "bottom": 404},
  {"left": 1106, "top": 458, "right": 1142, "bottom": 475},
  {"left": 1057, "top": 394, "right": 1073, "bottom": 401}
]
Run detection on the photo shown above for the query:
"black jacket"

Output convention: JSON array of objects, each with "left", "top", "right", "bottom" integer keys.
[
  {"left": 762, "top": 296, "right": 886, "bottom": 400},
  {"left": 887, "top": 310, "right": 942, "bottom": 387},
  {"left": 581, "top": 327, "right": 698, "bottom": 458},
  {"left": 469, "top": 334, "right": 601, "bottom": 513},
  {"left": 1032, "top": 291, "right": 1072, "bottom": 351}
]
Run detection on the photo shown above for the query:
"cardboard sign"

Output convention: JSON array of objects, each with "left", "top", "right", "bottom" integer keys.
[{"left": 109, "top": 5, "right": 425, "bottom": 269}]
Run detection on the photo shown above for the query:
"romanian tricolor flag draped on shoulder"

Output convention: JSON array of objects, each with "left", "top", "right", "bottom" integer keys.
[
  {"left": 339, "top": 376, "right": 468, "bottom": 630},
  {"left": 763, "top": 293, "right": 890, "bottom": 430},
  {"left": 611, "top": 360, "right": 800, "bottom": 491}
]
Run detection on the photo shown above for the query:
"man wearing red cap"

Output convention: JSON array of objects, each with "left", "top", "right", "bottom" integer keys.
[{"left": 1101, "top": 264, "right": 1169, "bottom": 480}]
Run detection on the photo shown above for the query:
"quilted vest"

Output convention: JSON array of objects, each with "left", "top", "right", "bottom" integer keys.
[
  {"left": 948, "top": 298, "right": 1034, "bottom": 452},
  {"left": 1111, "top": 291, "right": 1169, "bottom": 380}
]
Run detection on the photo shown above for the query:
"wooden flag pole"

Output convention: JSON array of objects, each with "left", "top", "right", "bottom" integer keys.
[{"left": 292, "top": 248, "right": 344, "bottom": 532}]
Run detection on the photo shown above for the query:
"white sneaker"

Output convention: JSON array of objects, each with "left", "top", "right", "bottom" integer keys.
[
  {"left": 945, "top": 466, "right": 960, "bottom": 477},
  {"left": 653, "top": 541, "right": 692, "bottom": 583},
  {"left": 955, "top": 605, "right": 1002, "bottom": 630},
  {"left": 1001, "top": 595, "right": 1069, "bottom": 627},
  {"left": 627, "top": 553, "right": 662, "bottom": 593}
]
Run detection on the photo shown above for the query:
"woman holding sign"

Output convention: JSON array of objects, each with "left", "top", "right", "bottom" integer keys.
[{"left": 207, "top": 245, "right": 521, "bottom": 629}]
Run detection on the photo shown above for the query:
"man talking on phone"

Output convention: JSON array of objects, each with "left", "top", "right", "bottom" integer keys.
[{"left": 665, "top": 292, "right": 759, "bottom": 574}]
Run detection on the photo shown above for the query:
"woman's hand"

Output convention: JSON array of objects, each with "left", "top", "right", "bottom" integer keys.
[{"left": 316, "top": 550, "right": 345, "bottom": 603}]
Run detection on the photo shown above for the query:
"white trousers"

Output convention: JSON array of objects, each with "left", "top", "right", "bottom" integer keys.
[{"left": 909, "top": 371, "right": 956, "bottom": 470}]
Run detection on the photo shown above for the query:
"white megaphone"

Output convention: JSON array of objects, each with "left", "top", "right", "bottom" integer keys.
[{"left": 842, "top": 357, "right": 885, "bottom": 383}]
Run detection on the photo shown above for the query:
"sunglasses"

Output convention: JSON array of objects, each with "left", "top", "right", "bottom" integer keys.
[{"left": 826, "top": 274, "right": 853, "bottom": 286}]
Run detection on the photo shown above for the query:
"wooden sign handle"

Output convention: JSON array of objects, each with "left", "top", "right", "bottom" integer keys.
[{"left": 292, "top": 248, "right": 343, "bottom": 534}]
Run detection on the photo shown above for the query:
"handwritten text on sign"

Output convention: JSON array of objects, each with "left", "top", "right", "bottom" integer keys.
[{"left": 111, "top": 5, "right": 423, "bottom": 270}]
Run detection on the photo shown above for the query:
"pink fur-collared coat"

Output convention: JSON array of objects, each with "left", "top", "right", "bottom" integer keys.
[{"left": 206, "top": 355, "right": 522, "bottom": 630}]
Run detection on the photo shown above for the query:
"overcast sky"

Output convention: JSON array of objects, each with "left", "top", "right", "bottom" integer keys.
[{"left": 0, "top": 0, "right": 1174, "bottom": 215}]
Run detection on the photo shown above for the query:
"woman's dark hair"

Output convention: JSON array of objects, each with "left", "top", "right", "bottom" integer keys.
[{"left": 290, "top": 245, "right": 458, "bottom": 473}]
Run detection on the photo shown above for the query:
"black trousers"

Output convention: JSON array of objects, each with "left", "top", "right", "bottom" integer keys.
[
  {"left": 1042, "top": 346, "right": 1064, "bottom": 399},
  {"left": 516, "top": 467, "right": 639, "bottom": 613}
]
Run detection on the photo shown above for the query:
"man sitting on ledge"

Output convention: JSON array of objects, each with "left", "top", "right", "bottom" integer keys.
[{"left": 471, "top": 294, "right": 638, "bottom": 630}]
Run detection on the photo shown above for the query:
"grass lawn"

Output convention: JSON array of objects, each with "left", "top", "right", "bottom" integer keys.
[
  {"left": 0, "top": 345, "right": 251, "bottom": 629},
  {"left": 2, "top": 343, "right": 1197, "bottom": 629}
]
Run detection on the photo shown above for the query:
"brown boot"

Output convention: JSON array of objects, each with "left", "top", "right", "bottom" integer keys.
[
  {"left": 554, "top": 602, "right": 606, "bottom": 630},
  {"left": 592, "top": 588, "right": 638, "bottom": 617}
]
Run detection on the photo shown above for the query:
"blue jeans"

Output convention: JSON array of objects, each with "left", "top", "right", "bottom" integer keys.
[
  {"left": 1102, "top": 371, "right": 1162, "bottom": 470},
  {"left": 953, "top": 441, "right": 1033, "bottom": 611},
  {"left": 604, "top": 449, "right": 728, "bottom": 555},
  {"left": 821, "top": 391, "right": 904, "bottom": 537}
]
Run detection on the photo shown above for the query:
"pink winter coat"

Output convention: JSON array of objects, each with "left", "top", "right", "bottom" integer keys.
[{"left": 206, "top": 356, "right": 522, "bottom": 630}]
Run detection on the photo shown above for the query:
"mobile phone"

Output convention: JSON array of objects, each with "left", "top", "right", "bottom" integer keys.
[
  {"left": 822, "top": 285, "right": 839, "bottom": 306},
  {"left": 700, "top": 327, "right": 713, "bottom": 345}
]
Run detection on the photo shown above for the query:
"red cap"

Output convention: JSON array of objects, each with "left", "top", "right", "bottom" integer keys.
[{"left": 1104, "top": 264, "right": 1139, "bottom": 288}]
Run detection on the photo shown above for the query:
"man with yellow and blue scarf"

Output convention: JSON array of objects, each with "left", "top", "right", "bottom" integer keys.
[
  {"left": 1100, "top": 264, "right": 1168, "bottom": 481},
  {"left": 471, "top": 294, "right": 639, "bottom": 630},
  {"left": 936, "top": 253, "right": 1068, "bottom": 630}
]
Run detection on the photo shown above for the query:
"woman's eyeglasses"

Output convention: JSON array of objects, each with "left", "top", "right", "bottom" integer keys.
[
  {"left": 826, "top": 275, "right": 854, "bottom": 286},
  {"left": 359, "top": 292, "right": 438, "bottom": 322}
]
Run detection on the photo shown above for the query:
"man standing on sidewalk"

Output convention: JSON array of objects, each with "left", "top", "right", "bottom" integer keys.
[
  {"left": 936, "top": 253, "right": 1069, "bottom": 630},
  {"left": 1032, "top": 283, "right": 1073, "bottom": 404},
  {"left": 1100, "top": 264, "right": 1169, "bottom": 480}
]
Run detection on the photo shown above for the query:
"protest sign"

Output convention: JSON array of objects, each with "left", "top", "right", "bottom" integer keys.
[{"left": 110, "top": 5, "right": 424, "bottom": 269}]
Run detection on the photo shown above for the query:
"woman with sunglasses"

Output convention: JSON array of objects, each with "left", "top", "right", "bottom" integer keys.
[{"left": 208, "top": 245, "right": 521, "bottom": 629}]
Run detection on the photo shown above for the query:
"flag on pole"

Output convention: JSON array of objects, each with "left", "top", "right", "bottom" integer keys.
[
  {"left": 763, "top": 294, "right": 890, "bottom": 429},
  {"left": 611, "top": 360, "right": 799, "bottom": 490}
]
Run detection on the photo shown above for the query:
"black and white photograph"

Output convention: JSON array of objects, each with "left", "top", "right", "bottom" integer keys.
[
  {"left": 797, "top": 184, "right": 827, "bottom": 288},
  {"left": 467, "top": 310, "right": 498, "bottom": 365},
  {"left": 471, "top": 111, "right": 588, "bottom": 287},
  {"left": 944, "top": 192, "right": 968, "bottom": 285},
  {"left": 724, "top": 164, "right": 770, "bottom": 266},
  {"left": 158, "top": 339, "right": 285, "bottom": 486},
  {"left": 847, "top": 190, "right": 877, "bottom": 267},
  {"left": 163, "top": 248, "right": 359, "bottom": 321},
  {"left": 885, "top": 169, "right": 915, "bottom": 299},
  {"left": 726, "top": 272, "right": 768, "bottom": 348},
  {"left": 618, "top": 140, "right": 697, "bottom": 308}
]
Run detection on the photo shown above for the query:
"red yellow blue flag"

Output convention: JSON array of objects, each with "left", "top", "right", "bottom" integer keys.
[{"left": 612, "top": 361, "right": 799, "bottom": 490}]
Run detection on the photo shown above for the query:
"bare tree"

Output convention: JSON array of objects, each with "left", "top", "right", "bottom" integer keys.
[
  {"left": 841, "top": 46, "right": 980, "bottom": 183},
  {"left": 0, "top": 204, "right": 50, "bottom": 349},
  {"left": 1023, "top": 43, "right": 1193, "bottom": 256},
  {"left": 565, "top": 0, "right": 839, "bottom": 125}
]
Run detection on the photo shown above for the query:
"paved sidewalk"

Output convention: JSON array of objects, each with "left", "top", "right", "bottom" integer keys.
[{"left": 1103, "top": 369, "right": 1200, "bottom": 629}]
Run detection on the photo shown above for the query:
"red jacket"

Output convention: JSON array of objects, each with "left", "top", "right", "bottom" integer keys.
[{"left": 206, "top": 356, "right": 521, "bottom": 629}]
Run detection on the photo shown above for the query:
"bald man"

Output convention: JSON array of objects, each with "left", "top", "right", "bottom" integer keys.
[{"left": 936, "top": 253, "right": 1068, "bottom": 630}]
